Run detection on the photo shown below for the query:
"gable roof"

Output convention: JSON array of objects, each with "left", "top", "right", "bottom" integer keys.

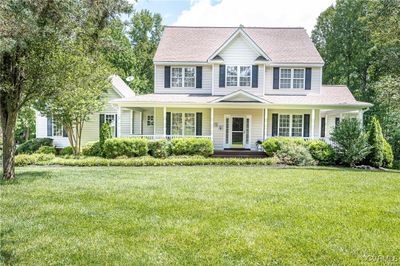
[
  {"left": 211, "top": 90, "right": 268, "bottom": 103},
  {"left": 109, "top": 75, "right": 135, "bottom": 98},
  {"left": 154, "top": 26, "right": 324, "bottom": 64}
]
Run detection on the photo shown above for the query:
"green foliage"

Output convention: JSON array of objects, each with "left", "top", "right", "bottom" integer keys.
[
  {"left": 16, "top": 138, "right": 53, "bottom": 154},
  {"left": 60, "top": 146, "right": 74, "bottom": 156},
  {"left": 148, "top": 140, "right": 171, "bottom": 158},
  {"left": 275, "top": 142, "right": 315, "bottom": 166},
  {"left": 36, "top": 146, "right": 57, "bottom": 155},
  {"left": 382, "top": 139, "right": 394, "bottom": 168},
  {"left": 100, "top": 122, "right": 112, "bottom": 152},
  {"left": 82, "top": 142, "right": 102, "bottom": 157},
  {"left": 367, "top": 117, "right": 385, "bottom": 167},
  {"left": 15, "top": 154, "right": 55, "bottom": 166},
  {"left": 262, "top": 137, "right": 306, "bottom": 157},
  {"left": 171, "top": 138, "right": 214, "bottom": 157},
  {"left": 103, "top": 138, "right": 148, "bottom": 158},
  {"left": 305, "top": 140, "right": 335, "bottom": 165},
  {"left": 15, "top": 106, "right": 36, "bottom": 144},
  {"left": 331, "top": 118, "right": 370, "bottom": 166}
]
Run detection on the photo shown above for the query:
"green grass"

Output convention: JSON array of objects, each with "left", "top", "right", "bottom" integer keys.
[{"left": 1, "top": 166, "right": 400, "bottom": 265}]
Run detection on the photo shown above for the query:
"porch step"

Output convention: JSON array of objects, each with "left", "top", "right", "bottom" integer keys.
[{"left": 212, "top": 150, "right": 267, "bottom": 158}]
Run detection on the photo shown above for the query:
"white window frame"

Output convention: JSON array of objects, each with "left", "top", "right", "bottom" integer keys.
[
  {"left": 277, "top": 114, "right": 304, "bottom": 137},
  {"left": 170, "top": 112, "right": 197, "bottom": 136},
  {"left": 105, "top": 114, "right": 116, "bottom": 137},
  {"left": 52, "top": 117, "right": 63, "bottom": 137},
  {"left": 279, "top": 68, "right": 305, "bottom": 89},
  {"left": 147, "top": 115, "right": 154, "bottom": 126},
  {"left": 171, "top": 67, "right": 196, "bottom": 88},
  {"left": 226, "top": 65, "right": 252, "bottom": 87}
]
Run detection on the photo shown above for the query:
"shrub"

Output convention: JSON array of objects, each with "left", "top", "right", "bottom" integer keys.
[
  {"left": 331, "top": 118, "right": 370, "bottom": 166},
  {"left": 60, "top": 146, "right": 74, "bottom": 156},
  {"left": 171, "top": 138, "right": 213, "bottom": 157},
  {"left": 262, "top": 137, "right": 306, "bottom": 157},
  {"left": 36, "top": 146, "right": 56, "bottom": 155},
  {"left": 305, "top": 140, "right": 335, "bottom": 165},
  {"left": 15, "top": 153, "right": 55, "bottom": 166},
  {"left": 275, "top": 142, "right": 315, "bottom": 166},
  {"left": 82, "top": 141, "right": 102, "bottom": 157},
  {"left": 100, "top": 122, "right": 112, "bottom": 152},
  {"left": 382, "top": 139, "right": 394, "bottom": 168},
  {"left": 16, "top": 138, "right": 53, "bottom": 154},
  {"left": 148, "top": 139, "right": 171, "bottom": 158},
  {"left": 366, "top": 117, "right": 385, "bottom": 167},
  {"left": 103, "top": 138, "right": 148, "bottom": 158}
]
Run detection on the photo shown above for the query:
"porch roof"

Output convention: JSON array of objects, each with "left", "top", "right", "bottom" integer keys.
[{"left": 111, "top": 86, "right": 372, "bottom": 108}]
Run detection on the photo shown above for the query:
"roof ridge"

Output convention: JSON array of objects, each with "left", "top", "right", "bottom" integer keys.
[{"left": 165, "top": 26, "right": 305, "bottom": 29}]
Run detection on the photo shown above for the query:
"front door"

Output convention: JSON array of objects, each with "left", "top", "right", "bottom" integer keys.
[{"left": 231, "top": 117, "right": 244, "bottom": 148}]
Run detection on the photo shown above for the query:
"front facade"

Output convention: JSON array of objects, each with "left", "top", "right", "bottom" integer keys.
[{"left": 37, "top": 26, "right": 371, "bottom": 150}]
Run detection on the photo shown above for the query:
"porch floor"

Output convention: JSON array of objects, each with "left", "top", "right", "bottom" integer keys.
[{"left": 212, "top": 149, "right": 267, "bottom": 158}]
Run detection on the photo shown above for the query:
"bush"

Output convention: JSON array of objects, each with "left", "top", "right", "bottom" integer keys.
[
  {"left": 82, "top": 141, "right": 102, "bottom": 157},
  {"left": 100, "top": 122, "right": 112, "bottom": 153},
  {"left": 275, "top": 142, "right": 315, "bottom": 166},
  {"left": 262, "top": 137, "right": 306, "bottom": 157},
  {"left": 15, "top": 153, "right": 55, "bottom": 166},
  {"left": 148, "top": 139, "right": 171, "bottom": 158},
  {"left": 36, "top": 146, "right": 56, "bottom": 155},
  {"left": 16, "top": 138, "right": 53, "bottom": 154},
  {"left": 305, "top": 140, "right": 335, "bottom": 165},
  {"left": 60, "top": 146, "right": 74, "bottom": 156},
  {"left": 366, "top": 117, "right": 385, "bottom": 167},
  {"left": 103, "top": 138, "right": 148, "bottom": 158},
  {"left": 382, "top": 139, "right": 394, "bottom": 168},
  {"left": 331, "top": 118, "right": 371, "bottom": 166},
  {"left": 171, "top": 138, "right": 213, "bottom": 157}
]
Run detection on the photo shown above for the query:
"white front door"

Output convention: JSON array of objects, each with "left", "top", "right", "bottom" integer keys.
[{"left": 224, "top": 115, "right": 251, "bottom": 149}]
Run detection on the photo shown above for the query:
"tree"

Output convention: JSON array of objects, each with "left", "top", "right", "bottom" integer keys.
[
  {"left": 366, "top": 117, "right": 385, "bottom": 167},
  {"left": 331, "top": 118, "right": 370, "bottom": 166},
  {"left": 15, "top": 105, "right": 36, "bottom": 144},
  {"left": 0, "top": 0, "right": 132, "bottom": 180},
  {"left": 128, "top": 10, "right": 163, "bottom": 94}
]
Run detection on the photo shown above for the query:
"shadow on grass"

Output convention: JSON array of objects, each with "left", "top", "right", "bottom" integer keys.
[
  {"left": 0, "top": 170, "right": 53, "bottom": 186},
  {"left": 0, "top": 228, "right": 19, "bottom": 265},
  {"left": 279, "top": 166, "right": 400, "bottom": 175}
]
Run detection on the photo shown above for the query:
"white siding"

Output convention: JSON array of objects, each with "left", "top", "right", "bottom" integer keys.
[{"left": 35, "top": 111, "right": 69, "bottom": 147}]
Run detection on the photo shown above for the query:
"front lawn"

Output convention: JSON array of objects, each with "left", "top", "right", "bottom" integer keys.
[{"left": 1, "top": 167, "right": 400, "bottom": 264}]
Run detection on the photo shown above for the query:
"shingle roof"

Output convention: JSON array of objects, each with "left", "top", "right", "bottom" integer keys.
[
  {"left": 154, "top": 26, "right": 324, "bottom": 64},
  {"left": 111, "top": 86, "right": 372, "bottom": 107}
]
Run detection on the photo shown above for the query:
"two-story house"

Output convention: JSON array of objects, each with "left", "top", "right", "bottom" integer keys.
[{"left": 36, "top": 26, "right": 372, "bottom": 150}]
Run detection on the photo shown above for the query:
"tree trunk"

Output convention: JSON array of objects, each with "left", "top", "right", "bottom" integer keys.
[{"left": 1, "top": 111, "right": 17, "bottom": 180}]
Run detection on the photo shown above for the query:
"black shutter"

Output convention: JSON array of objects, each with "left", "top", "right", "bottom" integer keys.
[
  {"left": 47, "top": 116, "right": 52, "bottom": 136},
  {"left": 164, "top": 66, "right": 171, "bottom": 88},
  {"left": 273, "top": 67, "right": 279, "bottom": 89},
  {"left": 196, "top": 66, "right": 202, "bottom": 88},
  {"left": 335, "top": 117, "right": 340, "bottom": 127},
  {"left": 219, "top": 65, "right": 225, "bottom": 88},
  {"left": 252, "top": 65, "right": 258, "bottom": 88},
  {"left": 99, "top": 114, "right": 105, "bottom": 137},
  {"left": 272, "top": 113, "right": 278, "bottom": 136},
  {"left": 321, "top": 117, "right": 326, "bottom": 138},
  {"left": 166, "top": 112, "right": 171, "bottom": 135},
  {"left": 304, "top": 114, "right": 310, "bottom": 137},
  {"left": 114, "top": 114, "right": 118, "bottom": 137},
  {"left": 305, "top": 68, "right": 312, "bottom": 90},
  {"left": 196, "top": 112, "right": 202, "bottom": 136}
]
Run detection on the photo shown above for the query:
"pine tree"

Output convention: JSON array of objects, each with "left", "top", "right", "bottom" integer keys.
[{"left": 367, "top": 117, "right": 385, "bottom": 167}]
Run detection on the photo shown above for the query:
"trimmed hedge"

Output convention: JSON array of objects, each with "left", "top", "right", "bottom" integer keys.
[
  {"left": 148, "top": 139, "right": 171, "bottom": 158},
  {"left": 171, "top": 138, "right": 213, "bottom": 157},
  {"left": 103, "top": 138, "right": 148, "bottom": 158},
  {"left": 16, "top": 138, "right": 53, "bottom": 154},
  {"left": 262, "top": 137, "right": 306, "bottom": 157},
  {"left": 82, "top": 141, "right": 102, "bottom": 157},
  {"left": 36, "top": 146, "right": 57, "bottom": 155},
  {"left": 60, "top": 146, "right": 74, "bottom": 156},
  {"left": 275, "top": 142, "right": 315, "bottom": 166},
  {"left": 15, "top": 153, "right": 55, "bottom": 166},
  {"left": 305, "top": 140, "right": 335, "bottom": 165}
]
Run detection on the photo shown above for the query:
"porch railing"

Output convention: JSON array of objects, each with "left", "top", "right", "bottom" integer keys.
[{"left": 126, "top": 135, "right": 213, "bottom": 140}]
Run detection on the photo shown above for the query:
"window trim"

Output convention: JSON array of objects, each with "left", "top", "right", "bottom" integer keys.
[
  {"left": 104, "top": 114, "right": 117, "bottom": 137},
  {"left": 52, "top": 117, "right": 63, "bottom": 137},
  {"left": 279, "top": 68, "right": 306, "bottom": 89},
  {"left": 147, "top": 115, "right": 154, "bottom": 126},
  {"left": 277, "top": 114, "right": 304, "bottom": 137},
  {"left": 170, "top": 112, "right": 197, "bottom": 136},
  {"left": 170, "top": 67, "right": 196, "bottom": 88},
  {"left": 225, "top": 65, "right": 252, "bottom": 87}
]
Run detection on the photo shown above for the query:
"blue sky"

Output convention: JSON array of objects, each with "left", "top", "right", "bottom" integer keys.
[{"left": 132, "top": 0, "right": 336, "bottom": 34}]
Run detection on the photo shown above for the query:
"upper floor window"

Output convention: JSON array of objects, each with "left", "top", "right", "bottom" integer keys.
[
  {"left": 171, "top": 67, "right": 195, "bottom": 88},
  {"left": 226, "top": 65, "right": 251, "bottom": 87},
  {"left": 280, "top": 68, "right": 305, "bottom": 89}
]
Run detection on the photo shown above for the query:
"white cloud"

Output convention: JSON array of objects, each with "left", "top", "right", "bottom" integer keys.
[{"left": 173, "top": 0, "right": 335, "bottom": 34}]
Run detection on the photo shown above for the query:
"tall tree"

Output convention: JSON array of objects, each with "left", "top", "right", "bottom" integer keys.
[{"left": 128, "top": 9, "right": 163, "bottom": 94}]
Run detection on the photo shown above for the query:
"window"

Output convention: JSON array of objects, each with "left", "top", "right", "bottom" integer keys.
[
  {"left": 147, "top": 115, "right": 154, "bottom": 126},
  {"left": 278, "top": 115, "right": 290, "bottom": 137},
  {"left": 280, "top": 68, "right": 305, "bottom": 89},
  {"left": 226, "top": 65, "right": 251, "bottom": 87},
  {"left": 52, "top": 118, "right": 63, "bottom": 137},
  {"left": 171, "top": 67, "right": 196, "bottom": 88},
  {"left": 171, "top": 112, "right": 196, "bottom": 136},
  {"left": 105, "top": 114, "right": 116, "bottom": 137},
  {"left": 291, "top": 115, "right": 303, "bottom": 137}
]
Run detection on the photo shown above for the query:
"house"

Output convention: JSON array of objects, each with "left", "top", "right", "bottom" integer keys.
[{"left": 36, "top": 26, "right": 372, "bottom": 150}]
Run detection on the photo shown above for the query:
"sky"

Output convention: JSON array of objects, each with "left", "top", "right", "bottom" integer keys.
[{"left": 133, "top": 0, "right": 336, "bottom": 34}]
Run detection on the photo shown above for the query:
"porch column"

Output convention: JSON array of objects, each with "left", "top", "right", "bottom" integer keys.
[
  {"left": 117, "top": 106, "right": 121, "bottom": 137},
  {"left": 210, "top": 107, "right": 214, "bottom": 140},
  {"left": 264, "top": 108, "right": 268, "bottom": 139},
  {"left": 153, "top": 107, "right": 156, "bottom": 136},
  {"left": 311, "top": 109, "right": 315, "bottom": 138},
  {"left": 163, "top": 106, "right": 167, "bottom": 137}
]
